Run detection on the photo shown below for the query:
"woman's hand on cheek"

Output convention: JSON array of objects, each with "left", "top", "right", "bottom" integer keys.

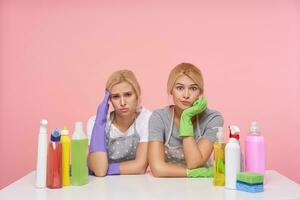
[{"left": 179, "top": 96, "right": 207, "bottom": 137}]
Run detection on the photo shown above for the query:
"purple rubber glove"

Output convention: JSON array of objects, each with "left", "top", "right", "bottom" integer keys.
[
  {"left": 107, "top": 163, "right": 120, "bottom": 175},
  {"left": 89, "top": 90, "right": 110, "bottom": 152}
]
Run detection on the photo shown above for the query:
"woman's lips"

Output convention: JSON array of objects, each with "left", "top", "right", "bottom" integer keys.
[
  {"left": 180, "top": 101, "right": 191, "bottom": 106},
  {"left": 119, "top": 108, "right": 129, "bottom": 113}
]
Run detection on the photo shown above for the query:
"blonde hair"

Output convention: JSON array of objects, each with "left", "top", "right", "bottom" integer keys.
[
  {"left": 167, "top": 63, "right": 204, "bottom": 94},
  {"left": 106, "top": 69, "right": 141, "bottom": 102}
]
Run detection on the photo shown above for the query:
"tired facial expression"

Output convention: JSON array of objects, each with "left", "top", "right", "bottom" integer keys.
[{"left": 109, "top": 81, "right": 138, "bottom": 117}]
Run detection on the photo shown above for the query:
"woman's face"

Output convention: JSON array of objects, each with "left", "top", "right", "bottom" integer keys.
[
  {"left": 109, "top": 81, "right": 138, "bottom": 117},
  {"left": 171, "top": 75, "right": 201, "bottom": 110}
]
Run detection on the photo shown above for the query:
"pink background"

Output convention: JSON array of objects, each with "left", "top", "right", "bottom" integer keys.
[{"left": 1, "top": 1, "right": 300, "bottom": 188}]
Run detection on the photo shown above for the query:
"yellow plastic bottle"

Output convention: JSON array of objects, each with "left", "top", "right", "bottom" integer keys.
[
  {"left": 213, "top": 127, "right": 225, "bottom": 186},
  {"left": 61, "top": 126, "right": 71, "bottom": 186}
]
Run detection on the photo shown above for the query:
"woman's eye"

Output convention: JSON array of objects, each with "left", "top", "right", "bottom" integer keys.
[
  {"left": 124, "top": 93, "right": 132, "bottom": 97},
  {"left": 190, "top": 87, "right": 198, "bottom": 91},
  {"left": 111, "top": 95, "right": 119, "bottom": 99},
  {"left": 176, "top": 86, "right": 184, "bottom": 91}
]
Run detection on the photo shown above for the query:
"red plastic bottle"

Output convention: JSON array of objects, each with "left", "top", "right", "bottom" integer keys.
[{"left": 46, "top": 128, "right": 62, "bottom": 189}]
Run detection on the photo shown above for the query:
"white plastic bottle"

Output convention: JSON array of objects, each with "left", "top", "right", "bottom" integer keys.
[
  {"left": 225, "top": 125, "right": 241, "bottom": 190},
  {"left": 35, "top": 119, "right": 48, "bottom": 188}
]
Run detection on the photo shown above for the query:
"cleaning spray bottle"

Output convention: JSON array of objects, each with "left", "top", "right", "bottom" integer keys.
[
  {"left": 35, "top": 119, "right": 48, "bottom": 188},
  {"left": 47, "top": 128, "right": 62, "bottom": 188},
  {"left": 71, "top": 121, "right": 88, "bottom": 186},
  {"left": 61, "top": 126, "right": 71, "bottom": 186},
  {"left": 245, "top": 121, "right": 265, "bottom": 174},
  {"left": 225, "top": 125, "right": 241, "bottom": 189},
  {"left": 213, "top": 127, "right": 226, "bottom": 186}
]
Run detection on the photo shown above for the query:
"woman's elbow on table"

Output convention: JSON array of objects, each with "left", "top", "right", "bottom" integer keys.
[
  {"left": 92, "top": 168, "right": 107, "bottom": 177},
  {"left": 149, "top": 162, "right": 164, "bottom": 177}
]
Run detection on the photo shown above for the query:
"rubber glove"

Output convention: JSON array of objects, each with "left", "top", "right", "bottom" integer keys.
[
  {"left": 107, "top": 163, "right": 120, "bottom": 175},
  {"left": 89, "top": 90, "right": 110, "bottom": 152},
  {"left": 179, "top": 97, "right": 207, "bottom": 137},
  {"left": 186, "top": 166, "right": 214, "bottom": 178}
]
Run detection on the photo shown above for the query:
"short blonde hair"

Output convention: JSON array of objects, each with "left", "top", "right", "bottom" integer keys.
[
  {"left": 167, "top": 63, "right": 204, "bottom": 94},
  {"left": 106, "top": 69, "right": 141, "bottom": 102}
]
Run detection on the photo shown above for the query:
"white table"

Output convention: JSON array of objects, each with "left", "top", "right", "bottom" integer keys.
[{"left": 1, "top": 170, "right": 300, "bottom": 200}]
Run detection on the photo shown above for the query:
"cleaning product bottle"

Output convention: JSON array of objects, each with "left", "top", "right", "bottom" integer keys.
[
  {"left": 35, "top": 119, "right": 48, "bottom": 188},
  {"left": 71, "top": 122, "right": 88, "bottom": 186},
  {"left": 61, "top": 126, "right": 71, "bottom": 186},
  {"left": 225, "top": 125, "right": 241, "bottom": 189},
  {"left": 47, "top": 128, "right": 62, "bottom": 188},
  {"left": 245, "top": 121, "right": 265, "bottom": 174},
  {"left": 213, "top": 127, "right": 226, "bottom": 186}
]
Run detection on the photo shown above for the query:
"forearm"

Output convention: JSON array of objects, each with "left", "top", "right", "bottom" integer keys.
[
  {"left": 119, "top": 159, "right": 148, "bottom": 175},
  {"left": 88, "top": 152, "right": 108, "bottom": 176},
  {"left": 148, "top": 141, "right": 187, "bottom": 177},
  {"left": 151, "top": 162, "right": 187, "bottom": 177},
  {"left": 182, "top": 137, "right": 206, "bottom": 168}
]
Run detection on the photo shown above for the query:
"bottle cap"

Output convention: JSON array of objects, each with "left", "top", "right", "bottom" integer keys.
[
  {"left": 40, "top": 119, "right": 48, "bottom": 126},
  {"left": 250, "top": 121, "right": 260, "bottom": 134},
  {"left": 72, "top": 121, "right": 87, "bottom": 140},
  {"left": 229, "top": 125, "right": 240, "bottom": 140},
  {"left": 61, "top": 126, "right": 69, "bottom": 135},
  {"left": 75, "top": 122, "right": 83, "bottom": 132},
  {"left": 51, "top": 128, "right": 61, "bottom": 142}
]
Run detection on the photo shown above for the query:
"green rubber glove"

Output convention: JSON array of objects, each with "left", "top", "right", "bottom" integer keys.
[
  {"left": 179, "top": 97, "right": 207, "bottom": 137},
  {"left": 186, "top": 166, "right": 214, "bottom": 178}
]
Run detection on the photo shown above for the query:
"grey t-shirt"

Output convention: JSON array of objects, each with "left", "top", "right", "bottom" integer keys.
[{"left": 148, "top": 106, "right": 224, "bottom": 146}]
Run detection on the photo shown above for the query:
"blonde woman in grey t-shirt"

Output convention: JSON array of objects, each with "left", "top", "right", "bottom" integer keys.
[{"left": 148, "top": 63, "right": 224, "bottom": 178}]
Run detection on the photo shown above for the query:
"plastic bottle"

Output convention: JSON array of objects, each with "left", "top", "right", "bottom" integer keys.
[
  {"left": 213, "top": 127, "right": 226, "bottom": 186},
  {"left": 71, "top": 122, "right": 88, "bottom": 186},
  {"left": 47, "top": 128, "right": 62, "bottom": 189},
  {"left": 61, "top": 126, "right": 71, "bottom": 186},
  {"left": 245, "top": 121, "right": 265, "bottom": 174},
  {"left": 35, "top": 119, "right": 48, "bottom": 188},
  {"left": 225, "top": 125, "right": 241, "bottom": 189}
]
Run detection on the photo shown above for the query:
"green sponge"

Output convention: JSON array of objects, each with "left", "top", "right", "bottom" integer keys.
[{"left": 237, "top": 172, "right": 264, "bottom": 185}]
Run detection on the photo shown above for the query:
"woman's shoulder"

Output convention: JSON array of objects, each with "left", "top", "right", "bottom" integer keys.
[
  {"left": 201, "top": 108, "right": 223, "bottom": 121},
  {"left": 148, "top": 106, "right": 172, "bottom": 126},
  {"left": 203, "top": 108, "right": 222, "bottom": 115},
  {"left": 152, "top": 106, "right": 171, "bottom": 117}
]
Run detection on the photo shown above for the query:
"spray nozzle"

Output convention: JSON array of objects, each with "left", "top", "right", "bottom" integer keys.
[{"left": 229, "top": 125, "right": 240, "bottom": 140}]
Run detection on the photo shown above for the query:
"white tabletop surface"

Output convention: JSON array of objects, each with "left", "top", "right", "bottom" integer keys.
[{"left": 1, "top": 170, "right": 300, "bottom": 200}]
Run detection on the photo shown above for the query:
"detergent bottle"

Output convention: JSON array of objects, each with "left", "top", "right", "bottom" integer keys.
[
  {"left": 213, "top": 127, "right": 226, "bottom": 186},
  {"left": 225, "top": 125, "right": 241, "bottom": 189},
  {"left": 71, "top": 122, "right": 88, "bottom": 185},
  {"left": 245, "top": 121, "right": 265, "bottom": 174},
  {"left": 35, "top": 119, "right": 48, "bottom": 188},
  {"left": 47, "top": 128, "right": 62, "bottom": 188},
  {"left": 61, "top": 126, "right": 71, "bottom": 186}
]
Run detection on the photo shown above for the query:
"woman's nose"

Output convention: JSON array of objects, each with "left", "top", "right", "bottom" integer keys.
[
  {"left": 120, "top": 96, "right": 126, "bottom": 106},
  {"left": 183, "top": 89, "right": 190, "bottom": 99}
]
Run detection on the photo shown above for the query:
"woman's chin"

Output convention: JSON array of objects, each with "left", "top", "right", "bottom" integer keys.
[{"left": 176, "top": 104, "right": 189, "bottom": 110}]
